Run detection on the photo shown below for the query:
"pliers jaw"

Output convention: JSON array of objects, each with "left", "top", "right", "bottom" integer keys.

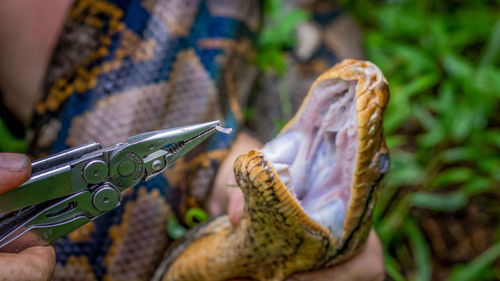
[
  {"left": 0, "top": 120, "right": 224, "bottom": 253},
  {"left": 109, "top": 120, "right": 221, "bottom": 186}
]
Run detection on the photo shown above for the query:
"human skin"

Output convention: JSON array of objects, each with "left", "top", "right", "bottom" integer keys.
[
  {"left": 210, "top": 133, "right": 385, "bottom": 281},
  {"left": 0, "top": 4, "right": 80, "bottom": 279},
  {"left": 0, "top": 0, "right": 73, "bottom": 123},
  {"left": 0, "top": 153, "right": 56, "bottom": 281}
]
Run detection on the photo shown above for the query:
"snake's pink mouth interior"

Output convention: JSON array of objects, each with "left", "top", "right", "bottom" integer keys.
[{"left": 261, "top": 79, "right": 358, "bottom": 238}]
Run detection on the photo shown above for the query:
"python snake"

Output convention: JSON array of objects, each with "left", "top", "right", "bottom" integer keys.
[
  {"left": 22, "top": 0, "right": 387, "bottom": 280},
  {"left": 153, "top": 59, "right": 389, "bottom": 281}
]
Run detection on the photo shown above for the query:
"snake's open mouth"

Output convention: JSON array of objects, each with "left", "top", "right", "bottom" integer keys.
[
  {"left": 160, "top": 60, "right": 389, "bottom": 281},
  {"left": 261, "top": 78, "right": 358, "bottom": 239}
]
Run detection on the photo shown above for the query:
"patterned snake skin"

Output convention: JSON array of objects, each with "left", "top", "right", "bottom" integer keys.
[{"left": 26, "top": 0, "right": 366, "bottom": 280}]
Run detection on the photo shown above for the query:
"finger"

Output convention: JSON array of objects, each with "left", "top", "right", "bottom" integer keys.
[
  {"left": 209, "top": 132, "right": 261, "bottom": 216},
  {"left": 0, "top": 245, "right": 55, "bottom": 281},
  {"left": 0, "top": 153, "right": 31, "bottom": 194},
  {"left": 288, "top": 230, "right": 385, "bottom": 281},
  {"left": 228, "top": 188, "right": 244, "bottom": 227}
]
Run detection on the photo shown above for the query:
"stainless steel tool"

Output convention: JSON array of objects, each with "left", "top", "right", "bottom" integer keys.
[{"left": 0, "top": 120, "right": 222, "bottom": 252}]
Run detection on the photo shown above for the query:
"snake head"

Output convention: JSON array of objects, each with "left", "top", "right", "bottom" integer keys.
[
  {"left": 159, "top": 59, "right": 390, "bottom": 281},
  {"left": 236, "top": 59, "right": 390, "bottom": 265}
]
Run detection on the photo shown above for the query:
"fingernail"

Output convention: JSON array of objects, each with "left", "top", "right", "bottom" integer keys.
[{"left": 0, "top": 153, "right": 29, "bottom": 172}]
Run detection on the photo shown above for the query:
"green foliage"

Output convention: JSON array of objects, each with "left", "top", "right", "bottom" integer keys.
[
  {"left": 185, "top": 208, "right": 209, "bottom": 227},
  {"left": 446, "top": 242, "right": 500, "bottom": 281},
  {"left": 166, "top": 214, "right": 187, "bottom": 239},
  {"left": 254, "top": 0, "right": 310, "bottom": 124},
  {"left": 0, "top": 118, "right": 26, "bottom": 153},
  {"left": 342, "top": 0, "right": 500, "bottom": 279},
  {"left": 410, "top": 191, "right": 468, "bottom": 212},
  {"left": 167, "top": 208, "right": 210, "bottom": 239},
  {"left": 405, "top": 219, "right": 432, "bottom": 281},
  {"left": 255, "top": 0, "right": 310, "bottom": 74}
]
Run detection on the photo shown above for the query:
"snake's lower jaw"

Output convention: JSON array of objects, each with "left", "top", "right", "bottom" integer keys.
[
  {"left": 160, "top": 153, "right": 331, "bottom": 281},
  {"left": 157, "top": 59, "right": 390, "bottom": 281}
]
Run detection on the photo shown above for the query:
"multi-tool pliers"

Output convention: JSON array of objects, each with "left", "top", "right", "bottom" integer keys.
[{"left": 0, "top": 120, "right": 226, "bottom": 253}]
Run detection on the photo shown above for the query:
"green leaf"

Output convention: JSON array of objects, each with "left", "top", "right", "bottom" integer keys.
[
  {"left": 258, "top": 1, "right": 309, "bottom": 48},
  {"left": 430, "top": 167, "right": 474, "bottom": 187},
  {"left": 442, "top": 54, "right": 473, "bottom": 79},
  {"left": 480, "top": 19, "right": 500, "bottom": 67},
  {"left": 398, "top": 72, "right": 441, "bottom": 99},
  {"left": 385, "top": 252, "right": 406, "bottom": 281},
  {"left": 462, "top": 177, "right": 491, "bottom": 195},
  {"left": 383, "top": 104, "right": 413, "bottom": 134},
  {"left": 412, "top": 104, "right": 436, "bottom": 131},
  {"left": 484, "top": 130, "right": 500, "bottom": 147},
  {"left": 475, "top": 66, "right": 500, "bottom": 96},
  {"left": 431, "top": 80, "right": 454, "bottom": 115},
  {"left": 167, "top": 214, "right": 187, "bottom": 239},
  {"left": 377, "top": 196, "right": 410, "bottom": 245},
  {"left": 441, "top": 147, "right": 475, "bottom": 163},
  {"left": 256, "top": 0, "right": 309, "bottom": 74},
  {"left": 264, "top": 0, "right": 282, "bottom": 15},
  {"left": 185, "top": 208, "right": 210, "bottom": 228},
  {"left": 419, "top": 124, "right": 445, "bottom": 147},
  {"left": 495, "top": 225, "right": 500, "bottom": 242},
  {"left": 451, "top": 108, "right": 477, "bottom": 141},
  {"left": 410, "top": 191, "right": 468, "bottom": 212},
  {"left": 392, "top": 44, "right": 437, "bottom": 75},
  {"left": 273, "top": 118, "right": 287, "bottom": 130},
  {"left": 243, "top": 107, "right": 256, "bottom": 122},
  {"left": 385, "top": 151, "right": 423, "bottom": 187},
  {"left": 276, "top": 10, "right": 309, "bottom": 46},
  {"left": 405, "top": 219, "right": 432, "bottom": 281},
  {"left": 478, "top": 157, "right": 500, "bottom": 175},
  {"left": 0, "top": 117, "right": 26, "bottom": 153},
  {"left": 255, "top": 48, "right": 286, "bottom": 74},
  {"left": 374, "top": 4, "right": 426, "bottom": 39},
  {"left": 386, "top": 135, "right": 406, "bottom": 148},
  {"left": 446, "top": 242, "right": 500, "bottom": 281}
]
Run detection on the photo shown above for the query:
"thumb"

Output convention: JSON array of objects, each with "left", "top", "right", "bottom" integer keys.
[
  {"left": 0, "top": 153, "right": 31, "bottom": 194},
  {"left": 0, "top": 245, "right": 56, "bottom": 281},
  {"left": 227, "top": 188, "right": 244, "bottom": 227}
]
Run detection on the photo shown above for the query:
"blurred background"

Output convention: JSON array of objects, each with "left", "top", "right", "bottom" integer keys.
[
  {"left": 249, "top": 0, "right": 500, "bottom": 280},
  {"left": 345, "top": 1, "right": 500, "bottom": 280},
  {"left": 1, "top": 0, "right": 499, "bottom": 280}
]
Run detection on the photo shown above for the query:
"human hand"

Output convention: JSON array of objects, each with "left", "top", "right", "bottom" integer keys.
[
  {"left": 286, "top": 229, "right": 384, "bottom": 281},
  {"left": 210, "top": 133, "right": 385, "bottom": 281},
  {"left": 209, "top": 132, "right": 263, "bottom": 217},
  {"left": 0, "top": 153, "right": 56, "bottom": 281}
]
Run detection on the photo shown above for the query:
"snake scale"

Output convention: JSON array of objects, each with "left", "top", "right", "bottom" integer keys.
[{"left": 23, "top": 0, "right": 388, "bottom": 280}]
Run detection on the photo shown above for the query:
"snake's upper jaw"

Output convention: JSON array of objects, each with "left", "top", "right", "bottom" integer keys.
[{"left": 259, "top": 59, "right": 390, "bottom": 248}]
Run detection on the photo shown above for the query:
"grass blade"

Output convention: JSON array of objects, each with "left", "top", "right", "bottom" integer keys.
[
  {"left": 446, "top": 242, "right": 500, "bottom": 281},
  {"left": 405, "top": 219, "right": 432, "bottom": 281}
]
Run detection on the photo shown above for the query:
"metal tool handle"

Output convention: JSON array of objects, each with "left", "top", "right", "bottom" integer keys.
[
  {"left": 0, "top": 142, "right": 114, "bottom": 214},
  {"left": 31, "top": 142, "right": 102, "bottom": 174},
  {"left": 0, "top": 182, "right": 122, "bottom": 253}
]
